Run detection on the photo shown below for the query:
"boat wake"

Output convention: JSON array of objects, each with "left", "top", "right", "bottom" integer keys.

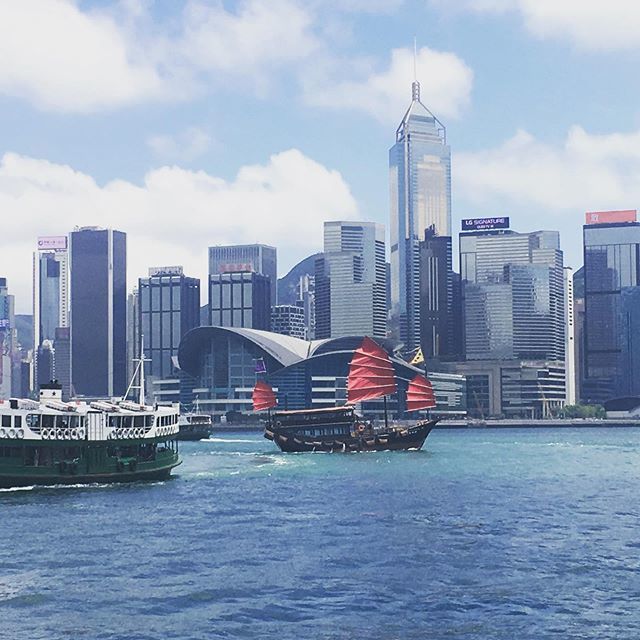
[{"left": 204, "top": 437, "right": 257, "bottom": 444}]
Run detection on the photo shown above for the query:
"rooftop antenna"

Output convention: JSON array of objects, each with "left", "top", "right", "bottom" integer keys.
[{"left": 412, "top": 35, "right": 420, "bottom": 101}]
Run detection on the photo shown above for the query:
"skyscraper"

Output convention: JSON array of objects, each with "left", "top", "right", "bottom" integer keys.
[
  {"left": 70, "top": 227, "right": 127, "bottom": 398},
  {"left": 315, "top": 221, "right": 387, "bottom": 339},
  {"left": 0, "top": 278, "right": 16, "bottom": 399},
  {"left": 389, "top": 80, "right": 451, "bottom": 348},
  {"left": 419, "top": 227, "right": 455, "bottom": 360},
  {"left": 139, "top": 266, "right": 200, "bottom": 403},
  {"left": 209, "top": 244, "right": 277, "bottom": 306},
  {"left": 33, "top": 236, "right": 69, "bottom": 388},
  {"left": 209, "top": 271, "right": 271, "bottom": 330},
  {"left": 139, "top": 267, "right": 200, "bottom": 377},
  {"left": 582, "top": 210, "right": 640, "bottom": 402},
  {"left": 460, "top": 227, "right": 565, "bottom": 362}
]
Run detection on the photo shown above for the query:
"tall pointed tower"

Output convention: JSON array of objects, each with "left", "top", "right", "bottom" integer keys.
[{"left": 389, "top": 80, "right": 451, "bottom": 349}]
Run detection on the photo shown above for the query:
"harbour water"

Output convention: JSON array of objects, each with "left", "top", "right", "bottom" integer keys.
[{"left": 2, "top": 427, "right": 640, "bottom": 639}]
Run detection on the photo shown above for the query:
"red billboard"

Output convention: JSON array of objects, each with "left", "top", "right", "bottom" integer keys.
[{"left": 585, "top": 210, "right": 637, "bottom": 225}]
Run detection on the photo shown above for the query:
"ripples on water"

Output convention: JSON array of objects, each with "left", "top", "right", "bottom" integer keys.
[{"left": 2, "top": 427, "right": 640, "bottom": 639}]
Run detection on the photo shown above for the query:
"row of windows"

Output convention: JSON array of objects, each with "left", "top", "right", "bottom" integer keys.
[
  {"left": 300, "top": 427, "right": 350, "bottom": 437},
  {"left": 1, "top": 415, "right": 22, "bottom": 429},
  {"left": 26, "top": 415, "right": 81, "bottom": 429}
]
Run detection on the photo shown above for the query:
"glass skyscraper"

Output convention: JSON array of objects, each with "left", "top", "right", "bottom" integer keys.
[
  {"left": 389, "top": 81, "right": 451, "bottom": 349},
  {"left": 70, "top": 227, "right": 127, "bottom": 398},
  {"left": 460, "top": 229, "right": 565, "bottom": 362},
  {"left": 315, "top": 221, "right": 387, "bottom": 339},
  {"left": 33, "top": 236, "right": 69, "bottom": 390},
  {"left": 208, "top": 244, "right": 277, "bottom": 306},
  {"left": 583, "top": 218, "right": 640, "bottom": 402}
]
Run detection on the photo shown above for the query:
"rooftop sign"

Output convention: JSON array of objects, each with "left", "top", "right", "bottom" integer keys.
[
  {"left": 37, "top": 236, "right": 67, "bottom": 250},
  {"left": 585, "top": 210, "right": 637, "bottom": 225},
  {"left": 461, "top": 217, "right": 510, "bottom": 231},
  {"left": 149, "top": 266, "right": 183, "bottom": 276}
]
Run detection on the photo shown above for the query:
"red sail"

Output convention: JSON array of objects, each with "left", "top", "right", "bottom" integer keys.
[
  {"left": 252, "top": 381, "right": 277, "bottom": 411},
  {"left": 406, "top": 373, "right": 436, "bottom": 412},
  {"left": 347, "top": 337, "right": 397, "bottom": 403}
]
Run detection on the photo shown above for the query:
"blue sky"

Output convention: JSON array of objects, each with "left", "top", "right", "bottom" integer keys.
[{"left": 2, "top": 0, "right": 640, "bottom": 311}]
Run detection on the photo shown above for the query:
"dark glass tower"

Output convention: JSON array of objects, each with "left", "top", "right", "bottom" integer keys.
[
  {"left": 139, "top": 267, "right": 200, "bottom": 379},
  {"left": 209, "top": 271, "right": 270, "bottom": 330},
  {"left": 208, "top": 245, "right": 277, "bottom": 306},
  {"left": 583, "top": 220, "right": 640, "bottom": 402},
  {"left": 70, "top": 227, "right": 126, "bottom": 397}
]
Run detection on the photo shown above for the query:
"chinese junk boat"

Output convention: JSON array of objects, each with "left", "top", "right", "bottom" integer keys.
[
  {"left": 257, "top": 337, "right": 438, "bottom": 453},
  {"left": 0, "top": 352, "right": 181, "bottom": 488}
]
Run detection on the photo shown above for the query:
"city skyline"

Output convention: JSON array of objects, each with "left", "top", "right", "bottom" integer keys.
[{"left": 2, "top": 1, "right": 640, "bottom": 312}]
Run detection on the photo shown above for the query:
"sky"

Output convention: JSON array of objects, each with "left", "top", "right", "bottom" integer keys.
[{"left": 3, "top": 0, "right": 640, "bottom": 313}]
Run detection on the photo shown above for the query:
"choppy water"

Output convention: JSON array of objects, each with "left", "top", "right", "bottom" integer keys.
[{"left": 2, "top": 427, "right": 640, "bottom": 639}]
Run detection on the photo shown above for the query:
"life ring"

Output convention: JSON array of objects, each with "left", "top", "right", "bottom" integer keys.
[
  {"left": 78, "top": 427, "right": 86, "bottom": 439},
  {"left": 17, "top": 429, "right": 24, "bottom": 439},
  {"left": 71, "top": 429, "right": 79, "bottom": 440},
  {"left": 63, "top": 429, "right": 71, "bottom": 440},
  {"left": 8, "top": 429, "right": 16, "bottom": 439},
  {"left": 56, "top": 429, "right": 63, "bottom": 439},
  {"left": 41, "top": 429, "right": 49, "bottom": 440},
  {"left": 0, "top": 428, "right": 6, "bottom": 438}
]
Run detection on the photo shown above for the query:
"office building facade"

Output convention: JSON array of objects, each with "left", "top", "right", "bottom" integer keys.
[
  {"left": 139, "top": 267, "right": 200, "bottom": 380},
  {"left": 70, "top": 227, "right": 127, "bottom": 398},
  {"left": 209, "top": 244, "right": 277, "bottom": 306},
  {"left": 209, "top": 271, "right": 271, "bottom": 331},
  {"left": 139, "top": 266, "right": 200, "bottom": 404},
  {"left": 0, "top": 279, "right": 17, "bottom": 399},
  {"left": 460, "top": 228, "right": 565, "bottom": 362},
  {"left": 389, "top": 81, "right": 451, "bottom": 349},
  {"left": 271, "top": 304, "right": 307, "bottom": 340},
  {"left": 33, "top": 236, "right": 69, "bottom": 389},
  {"left": 419, "top": 227, "right": 458, "bottom": 360},
  {"left": 315, "top": 221, "right": 387, "bottom": 339},
  {"left": 583, "top": 211, "right": 640, "bottom": 402}
]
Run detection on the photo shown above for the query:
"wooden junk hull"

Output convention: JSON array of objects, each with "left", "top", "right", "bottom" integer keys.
[{"left": 265, "top": 419, "right": 437, "bottom": 453}]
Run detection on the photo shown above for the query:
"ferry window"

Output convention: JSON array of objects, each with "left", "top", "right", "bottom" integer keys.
[
  {"left": 14, "top": 416, "right": 21, "bottom": 428},
  {"left": 123, "top": 417, "right": 133, "bottom": 428},
  {"left": 26, "top": 414, "right": 39, "bottom": 428},
  {"left": 58, "top": 416, "right": 70, "bottom": 428},
  {"left": 146, "top": 416, "right": 153, "bottom": 427},
  {"left": 109, "top": 416, "right": 117, "bottom": 428},
  {"left": 42, "top": 415, "right": 55, "bottom": 428},
  {"left": 134, "top": 416, "right": 144, "bottom": 428},
  {"left": 1, "top": 415, "right": 10, "bottom": 428}
]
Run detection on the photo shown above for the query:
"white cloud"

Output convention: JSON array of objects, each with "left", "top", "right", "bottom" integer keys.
[
  {"left": 435, "top": 0, "right": 640, "bottom": 50},
  {"left": 303, "top": 46, "right": 473, "bottom": 122},
  {"left": 0, "top": 0, "right": 319, "bottom": 112},
  {"left": 0, "top": 150, "right": 359, "bottom": 312},
  {"left": 454, "top": 125, "right": 640, "bottom": 267},
  {"left": 0, "top": 0, "right": 164, "bottom": 112},
  {"left": 147, "top": 127, "right": 213, "bottom": 162},
  {"left": 456, "top": 126, "right": 640, "bottom": 210}
]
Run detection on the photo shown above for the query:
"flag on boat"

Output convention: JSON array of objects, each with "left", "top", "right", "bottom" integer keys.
[
  {"left": 252, "top": 380, "right": 277, "bottom": 411},
  {"left": 406, "top": 373, "right": 436, "bottom": 412},
  {"left": 347, "top": 337, "right": 397, "bottom": 403},
  {"left": 410, "top": 347, "right": 425, "bottom": 365},
  {"left": 254, "top": 358, "right": 267, "bottom": 374}
]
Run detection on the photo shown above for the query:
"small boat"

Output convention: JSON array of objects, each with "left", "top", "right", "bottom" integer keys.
[
  {"left": 255, "top": 337, "right": 438, "bottom": 453},
  {"left": 0, "top": 341, "right": 181, "bottom": 488},
  {"left": 177, "top": 400, "right": 213, "bottom": 441}
]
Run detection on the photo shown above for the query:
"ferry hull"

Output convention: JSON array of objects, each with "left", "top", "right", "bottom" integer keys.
[
  {"left": 0, "top": 437, "right": 181, "bottom": 489},
  {"left": 0, "top": 462, "right": 180, "bottom": 489},
  {"left": 266, "top": 420, "right": 437, "bottom": 453}
]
